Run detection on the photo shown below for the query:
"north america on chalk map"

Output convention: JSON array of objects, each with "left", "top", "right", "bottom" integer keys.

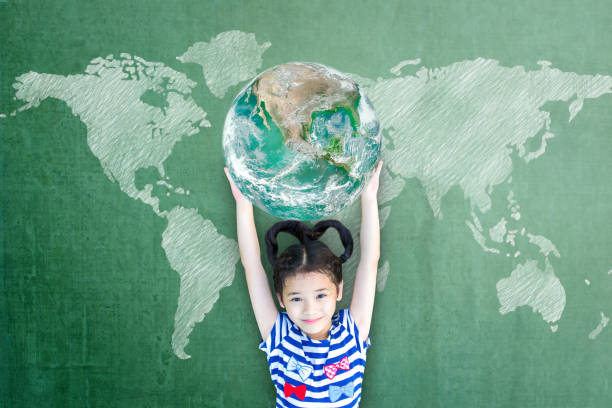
[{"left": 4, "top": 30, "right": 611, "bottom": 359}]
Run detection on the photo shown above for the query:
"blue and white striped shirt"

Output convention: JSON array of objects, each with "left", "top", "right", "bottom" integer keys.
[{"left": 259, "top": 309, "right": 371, "bottom": 407}]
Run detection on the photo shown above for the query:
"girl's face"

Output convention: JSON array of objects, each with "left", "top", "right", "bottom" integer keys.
[{"left": 277, "top": 271, "right": 343, "bottom": 340}]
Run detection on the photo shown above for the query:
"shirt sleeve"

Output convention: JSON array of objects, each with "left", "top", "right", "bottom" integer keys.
[
  {"left": 258, "top": 312, "right": 290, "bottom": 356},
  {"left": 343, "top": 308, "right": 372, "bottom": 353}
]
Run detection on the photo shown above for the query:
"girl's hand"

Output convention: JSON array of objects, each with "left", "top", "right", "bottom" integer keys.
[
  {"left": 224, "top": 167, "right": 250, "bottom": 204},
  {"left": 361, "top": 160, "right": 383, "bottom": 201}
]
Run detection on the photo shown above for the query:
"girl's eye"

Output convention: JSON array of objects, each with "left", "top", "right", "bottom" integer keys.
[
  {"left": 291, "top": 298, "right": 301, "bottom": 302},
  {"left": 317, "top": 294, "right": 327, "bottom": 299}
]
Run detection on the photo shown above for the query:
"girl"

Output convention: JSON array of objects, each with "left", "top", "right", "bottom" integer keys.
[{"left": 225, "top": 161, "right": 382, "bottom": 407}]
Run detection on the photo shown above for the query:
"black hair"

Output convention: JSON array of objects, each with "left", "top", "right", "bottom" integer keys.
[{"left": 265, "top": 220, "right": 353, "bottom": 297}]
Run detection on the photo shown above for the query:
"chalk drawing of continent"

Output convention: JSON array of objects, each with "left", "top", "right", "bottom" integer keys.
[
  {"left": 12, "top": 53, "right": 209, "bottom": 214},
  {"left": 177, "top": 30, "right": 271, "bottom": 99},
  {"left": 9, "top": 52, "right": 244, "bottom": 359},
  {"left": 351, "top": 58, "right": 612, "bottom": 327},
  {"left": 7, "top": 31, "right": 272, "bottom": 359}
]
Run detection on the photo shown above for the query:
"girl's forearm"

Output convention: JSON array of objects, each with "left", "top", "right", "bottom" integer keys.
[
  {"left": 359, "top": 195, "right": 380, "bottom": 265},
  {"left": 225, "top": 168, "right": 278, "bottom": 339},
  {"left": 236, "top": 200, "right": 262, "bottom": 265},
  {"left": 234, "top": 200, "right": 278, "bottom": 340},
  {"left": 349, "top": 194, "right": 380, "bottom": 337}
]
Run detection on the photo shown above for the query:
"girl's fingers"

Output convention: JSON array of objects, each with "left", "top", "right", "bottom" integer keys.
[
  {"left": 375, "top": 160, "right": 383, "bottom": 177},
  {"left": 225, "top": 167, "right": 238, "bottom": 189},
  {"left": 224, "top": 167, "right": 237, "bottom": 193},
  {"left": 361, "top": 161, "right": 382, "bottom": 198},
  {"left": 225, "top": 167, "right": 248, "bottom": 202},
  {"left": 370, "top": 161, "right": 383, "bottom": 184}
]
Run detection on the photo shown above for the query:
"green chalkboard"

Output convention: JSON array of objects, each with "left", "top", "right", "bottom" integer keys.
[{"left": 2, "top": 1, "right": 612, "bottom": 407}]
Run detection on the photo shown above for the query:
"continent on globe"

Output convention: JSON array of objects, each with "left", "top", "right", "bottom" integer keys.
[
  {"left": 223, "top": 62, "right": 381, "bottom": 220},
  {"left": 252, "top": 62, "right": 361, "bottom": 168}
]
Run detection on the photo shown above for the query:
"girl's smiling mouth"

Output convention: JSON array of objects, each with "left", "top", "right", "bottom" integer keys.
[{"left": 303, "top": 317, "right": 321, "bottom": 324}]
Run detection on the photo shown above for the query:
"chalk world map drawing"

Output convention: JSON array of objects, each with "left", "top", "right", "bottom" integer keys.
[{"left": 4, "top": 30, "right": 611, "bottom": 358}]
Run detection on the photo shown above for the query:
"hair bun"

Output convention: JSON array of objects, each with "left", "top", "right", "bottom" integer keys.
[
  {"left": 265, "top": 220, "right": 309, "bottom": 266},
  {"left": 311, "top": 220, "right": 353, "bottom": 263},
  {"left": 264, "top": 219, "right": 354, "bottom": 265}
]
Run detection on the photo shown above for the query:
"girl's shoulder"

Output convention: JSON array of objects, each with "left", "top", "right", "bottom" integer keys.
[
  {"left": 338, "top": 308, "right": 371, "bottom": 353},
  {"left": 258, "top": 311, "right": 299, "bottom": 355}
]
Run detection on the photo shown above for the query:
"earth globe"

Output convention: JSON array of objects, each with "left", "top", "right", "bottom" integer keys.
[{"left": 223, "top": 62, "right": 381, "bottom": 220}]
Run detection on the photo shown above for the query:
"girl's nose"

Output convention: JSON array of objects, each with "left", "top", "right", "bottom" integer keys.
[{"left": 303, "top": 299, "right": 317, "bottom": 313}]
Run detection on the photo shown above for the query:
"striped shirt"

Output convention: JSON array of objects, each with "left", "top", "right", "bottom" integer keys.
[{"left": 259, "top": 309, "right": 371, "bottom": 407}]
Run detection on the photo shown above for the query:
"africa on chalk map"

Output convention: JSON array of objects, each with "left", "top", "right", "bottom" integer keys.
[{"left": 4, "top": 30, "right": 612, "bottom": 359}]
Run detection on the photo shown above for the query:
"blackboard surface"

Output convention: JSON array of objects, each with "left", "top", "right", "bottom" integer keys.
[{"left": 2, "top": 1, "right": 612, "bottom": 407}]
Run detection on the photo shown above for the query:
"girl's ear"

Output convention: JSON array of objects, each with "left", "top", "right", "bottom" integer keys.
[
  {"left": 276, "top": 293, "right": 285, "bottom": 309},
  {"left": 336, "top": 280, "right": 344, "bottom": 302}
]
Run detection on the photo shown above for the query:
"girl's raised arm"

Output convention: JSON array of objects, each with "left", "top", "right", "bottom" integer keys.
[
  {"left": 225, "top": 168, "right": 279, "bottom": 341},
  {"left": 350, "top": 161, "right": 382, "bottom": 343}
]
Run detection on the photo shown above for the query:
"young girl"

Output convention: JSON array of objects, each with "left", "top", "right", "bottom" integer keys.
[{"left": 225, "top": 161, "right": 382, "bottom": 407}]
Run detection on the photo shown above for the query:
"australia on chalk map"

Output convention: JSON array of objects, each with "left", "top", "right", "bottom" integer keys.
[{"left": 3, "top": 30, "right": 612, "bottom": 359}]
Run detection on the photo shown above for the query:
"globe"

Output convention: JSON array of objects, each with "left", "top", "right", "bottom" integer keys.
[{"left": 223, "top": 62, "right": 382, "bottom": 220}]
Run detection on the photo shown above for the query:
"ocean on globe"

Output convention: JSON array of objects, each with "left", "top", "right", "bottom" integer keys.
[{"left": 223, "top": 62, "right": 381, "bottom": 220}]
